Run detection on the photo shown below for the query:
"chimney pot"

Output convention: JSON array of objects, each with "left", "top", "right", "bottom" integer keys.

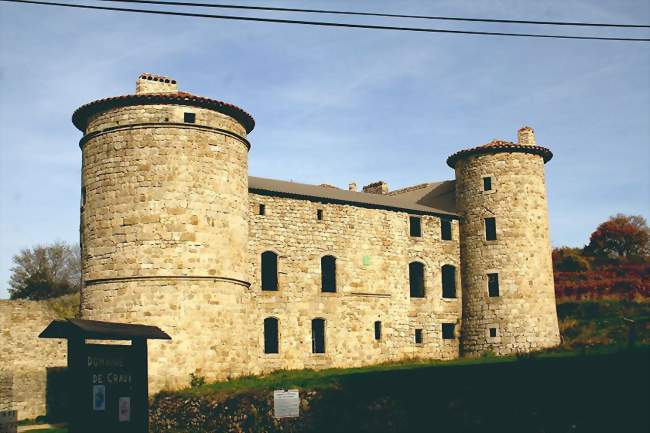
[
  {"left": 136, "top": 73, "right": 179, "bottom": 95},
  {"left": 348, "top": 182, "right": 357, "bottom": 192}
]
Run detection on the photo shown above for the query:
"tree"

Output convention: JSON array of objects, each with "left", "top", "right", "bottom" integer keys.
[
  {"left": 8, "top": 241, "right": 81, "bottom": 300},
  {"left": 586, "top": 214, "right": 650, "bottom": 260},
  {"left": 552, "top": 247, "right": 590, "bottom": 272}
]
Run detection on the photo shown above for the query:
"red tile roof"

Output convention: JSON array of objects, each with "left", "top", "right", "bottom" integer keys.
[
  {"left": 72, "top": 91, "right": 255, "bottom": 133},
  {"left": 446, "top": 139, "right": 552, "bottom": 168}
]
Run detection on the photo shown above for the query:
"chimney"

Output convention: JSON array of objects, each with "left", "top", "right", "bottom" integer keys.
[
  {"left": 136, "top": 73, "right": 178, "bottom": 95},
  {"left": 362, "top": 181, "right": 389, "bottom": 195},
  {"left": 348, "top": 182, "right": 357, "bottom": 192},
  {"left": 517, "top": 126, "right": 536, "bottom": 146}
]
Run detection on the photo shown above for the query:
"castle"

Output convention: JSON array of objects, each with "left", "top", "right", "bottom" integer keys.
[{"left": 67, "top": 73, "right": 561, "bottom": 393}]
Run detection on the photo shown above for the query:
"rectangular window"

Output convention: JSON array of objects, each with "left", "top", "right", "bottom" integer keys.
[
  {"left": 409, "top": 216, "right": 422, "bottom": 237},
  {"left": 488, "top": 273, "right": 500, "bottom": 297},
  {"left": 485, "top": 217, "right": 497, "bottom": 241},
  {"left": 483, "top": 177, "right": 492, "bottom": 191},
  {"left": 441, "top": 218, "right": 452, "bottom": 241},
  {"left": 317, "top": 209, "right": 323, "bottom": 220},
  {"left": 259, "top": 204, "right": 265, "bottom": 215},
  {"left": 374, "top": 321, "right": 382, "bottom": 341},
  {"left": 489, "top": 327, "right": 497, "bottom": 338},
  {"left": 184, "top": 112, "right": 196, "bottom": 123},
  {"left": 442, "top": 323, "right": 455, "bottom": 340},
  {"left": 312, "top": 319, "right": 326, "bottom": 353},
  {"left": 415, "top": 329, "right": 423, "bottom": 344}
]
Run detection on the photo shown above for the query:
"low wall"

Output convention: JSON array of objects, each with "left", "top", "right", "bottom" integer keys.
[{"left": 0, "top": 300, "right": 68, "bottom": 421}]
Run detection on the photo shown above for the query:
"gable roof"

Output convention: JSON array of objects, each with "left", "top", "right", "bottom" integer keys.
[{"left": 248, "top": 176, "right": 459, "bottom": 217}]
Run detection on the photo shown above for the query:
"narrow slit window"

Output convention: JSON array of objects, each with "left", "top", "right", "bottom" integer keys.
[
  {"left": 317, "top": 209, "right": 323, "bottom": 220},
  {"left": 409, "top": 216, "right": 422, "bottom": 237},
  {"left": 259, "top": 204, "right": 266, "bottom": 215},
  {"left": 184, "top": 112, "right": 196, "bottom": 123},
  {"left": 264, "top": 317, "right": 279, "bottom": 354},
  {"left": 488, "top": 273, "right": 500, "bottom": 297},
  {"left": 80, "top": 186, "right": 86, "bottom": 209},
  {"left": 415, "top": 329, "right": 423, "bottom": 344},
  {"left": 441, "top": 218, "right": 452, "bottom": 241},
  {"left": 321, "top": 255, "right": 336, "bottom": 293},
  {"left": 374, "top": 321, "right": 382, "bottom": 341},
  {"left": 312, "top": 318, "right": 326, "bottom": 353},
  {"left": 261, "top": 251, "right": 278, "bottom": 291},
  {"left": 489, "top": 327, "right": 497, "bottom": 338},
  {"left": 483, "top": 177, "right": 492, "bottom": 191},
  {"left": 441, "top": 265, "right": 457, "bottom": 298},
  {"left": 485, "top": 217, "right": 497, "bottom": 241},
  {"left": 442, "top": 323, "right": 455, "bottom": 340},
  {"left": 409, "top": 262, "right": 425, "bottom": 298}
]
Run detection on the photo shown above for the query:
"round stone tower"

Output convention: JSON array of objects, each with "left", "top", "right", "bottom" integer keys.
[
  {"left": 448, "top": 127, "right": 561, "bottom": 355},
  {"left": 73, "top": 73, "right": 256, "bottom": 391}
]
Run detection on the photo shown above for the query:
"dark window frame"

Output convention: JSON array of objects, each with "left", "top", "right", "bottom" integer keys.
[
  {"left": 489, "top": 327, "right": 498, "bottom": 338},
  {"left": 321, "top": 255, "right": 337, "bottom": 293},
  {"left": 263, "top": 317, "right": 279, "bottom": 354},
  {"left": 312, "top": 318, "right": 326, "bottom": 353},
  {"left": 442, "top": 323, "right": 455, "bottom": 340},
  {"left": 441, "top": 265, "right": 457, "bottom": 298},
  {"left": 261, "top": 251, "right": 278, "bottom": 291},
  {"left": 488, "top": 273, "right": 500, "bottom": 297},
  {"left": 483, "top": 176, "right": 492, "bottom": 191},
  {"left": 441, "top": 218, "right": 452, "bottom": 241},
  {"left": 374, "top": 321, "right": 382, "bottom": 341},
  {"left": 184, "top": 112, "right": 196, "bottom": 123},
  {"left": 317, "top": 209, "right": 323, "bottom": 220},
  {"left": 415, "top": 329, "right": 423, "bottom": 345},
  {"left": 259, "top": 203, "right": 266, "bottom": 216},
  {"left": 409, "top": 216, "right": 422, "bottom": 237},
  {"left": 485, "top": 217, "right": 497, "bottom": 241},
  {"left": 409, "top": 261, "right": 425, "bottom": 298}
]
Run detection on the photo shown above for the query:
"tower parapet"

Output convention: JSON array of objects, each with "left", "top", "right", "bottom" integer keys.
[
  {"left": 74, "top": 74, "right": 255, "bottom": 391},
  {"left": 448, "top": 128, "right": 560, "bottom": 355}
]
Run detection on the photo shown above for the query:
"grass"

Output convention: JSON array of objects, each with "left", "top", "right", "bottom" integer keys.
[{"left": 20, "top": 429, "right": 67, "bottom": 433}]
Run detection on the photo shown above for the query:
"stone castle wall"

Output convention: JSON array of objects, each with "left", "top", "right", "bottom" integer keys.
[
  {"left": 455, "top": 152, "right": 561, "bottom": 355},
  {"left": 247, "top": 193, "right": 462, "bottom": 373},
  {"left": 0, "top": 301, "right": 67, "bottom": 421}
]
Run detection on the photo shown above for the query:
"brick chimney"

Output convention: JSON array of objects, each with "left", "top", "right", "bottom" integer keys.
[
  {"left": 517, "top": 126, "right": 536, "bottom": 146},
  {"left": 348, "top": 182, "right": 357, "bottom": 192},
  {"left": 136, "top": 73, "right": 178, "bottom": 95},
  {"left": 362, "top": 181, "right": 389, "bottom": 195}
]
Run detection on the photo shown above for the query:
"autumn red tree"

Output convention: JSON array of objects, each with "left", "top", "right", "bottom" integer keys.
[{"left": 586, "top": 214, "right": 649, "bottom": 261}]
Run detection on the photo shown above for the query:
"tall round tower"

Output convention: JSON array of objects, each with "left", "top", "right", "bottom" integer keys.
[
  {"left": 448, "top": 127, "right": 560, "bottom": 355},
  {"left": 73, "top": 73, "right": 256, "bottom": 391}
]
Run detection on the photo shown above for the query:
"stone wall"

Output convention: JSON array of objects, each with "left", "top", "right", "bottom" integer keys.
[
  {"left": 455, "top": 152, "right": 561, "bottom": 355},
  {"left": 247, "top": 193, "right": 462, "bottom": 373},
  {"left": 0, "top": 301, "right": 67, "bottom": 421}
]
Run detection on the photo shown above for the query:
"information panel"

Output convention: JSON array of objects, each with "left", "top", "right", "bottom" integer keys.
[{"left": 273, "top": 390, "right": 300, "bottom": 418}]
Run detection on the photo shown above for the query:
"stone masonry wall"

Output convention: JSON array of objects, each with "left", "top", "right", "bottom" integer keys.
[
  {"left": 455, "top": 152, "right": 561, "bottom": 355},
  {"left": 0, "top": 301, "right": 67, "bottom": 421},
  {"left": 79, "top": 103, "right": 253, "bottom": 394},
  {"left": 247, "top": 193, "right": 462, "bottom": 373}
]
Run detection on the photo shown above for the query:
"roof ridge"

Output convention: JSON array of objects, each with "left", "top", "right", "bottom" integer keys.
[{"left": 387, "top": 182, "right": 432, "bottom": 196}]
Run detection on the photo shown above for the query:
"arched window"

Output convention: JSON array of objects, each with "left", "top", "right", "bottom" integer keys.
[
  {"left": 442, "top": 265, "right": 456, "bottom": 298},
  {"left": 264, "top": 317, "right": 279, "bottom": 354},
  {"left": 312, "top": 318, "right": 326, "bottom": 353},
  {"left": 321, "top": 255, "right": 337, "bottom": 293},
  {"left": 261, "top": 251, "right": 278, "bottom": 291},
  {"left": 409, "top": 262, "right": 425, "bottom": 298}
]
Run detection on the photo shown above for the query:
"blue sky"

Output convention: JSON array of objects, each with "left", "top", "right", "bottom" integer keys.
[{"left": 0, "top": 0, "right": 648, "bottom": 298}]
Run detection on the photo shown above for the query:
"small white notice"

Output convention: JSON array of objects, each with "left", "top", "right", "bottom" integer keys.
[
  {"left": 118, "top": 397, "right": 131, "bottom": 422},
  {"left": 273, "top": 389, "right": 300, "bottom": 418}
]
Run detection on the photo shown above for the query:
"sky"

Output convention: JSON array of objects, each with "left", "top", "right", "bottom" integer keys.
[{"left": 0, "top": 0, "right": 648, "bottom": 299}]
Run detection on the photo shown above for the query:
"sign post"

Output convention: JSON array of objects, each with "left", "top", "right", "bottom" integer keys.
[{"left": 40, "top": 319, "right": 170, "bottom": 433}]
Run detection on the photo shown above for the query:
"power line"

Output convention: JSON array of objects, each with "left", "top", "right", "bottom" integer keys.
[
  {"left": 2, "top": 0, "right": 649, "bottom": 42},
  {"left": 99, "top": 0, "right": 650, "bottom": 29}
]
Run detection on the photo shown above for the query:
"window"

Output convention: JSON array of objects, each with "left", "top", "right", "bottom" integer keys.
[
  {"left": 317, "top": 209, "right": 323, "bottom": 220},
  {"left": 321, "top": 255, "right": 336, "bottom": 293},
  {"left": 483, "top": 177, "right": 492, "bottom": 191},
  {"left": 259, "top": 204, "right": 265, "bottom": 215},
  {"left": 184, "top": 112, "right": 196, "bottom": 123},
  {"left": 312, "top": 318, "right": 326, "bottom": 353},
  {"left": 409, "top": 262, "right": 425, "bottom": 298},
  {"left": 441, "top": 265, "right": 456, "bottom": 298},
  {"left": 80, "top": 186, "right": 86, "bottom": 209},
  {"left": 409, "top": 216, "right": 422, "bottom": 237},
  {"left": 488, "top": 273, "right": 500, "bottom": 297},
  {"left": 441, "top": 218, "right": 452, "bottom": 241},
  {"left": 442, "top": 323, "right": 455, "bottom": 340},
  {"left": 489, "top": 327, "right": 498, "bottom": 338},
  {"left": 485, "top": 217, "right": 497, "bottom": 241},
  {"left": 264, "top": 317, "right": 279, "bottom": 354},
  {"left": 261, "top": 251, "right": 278, "bottom": 291},
  {"left": 415, "top": 329, "right": 423, "bottom": 344},
  {"left": 374, "top": 321, "right": 382, "bottom": 341}
]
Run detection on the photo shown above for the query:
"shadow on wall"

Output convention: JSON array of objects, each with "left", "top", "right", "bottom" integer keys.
[{"left": 46, "top": 367, "right": 70, "bottom": 422}]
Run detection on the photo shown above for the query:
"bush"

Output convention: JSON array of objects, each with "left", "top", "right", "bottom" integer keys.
[{"left": 190, "top": 373, "right": 206, "bottom": 388}]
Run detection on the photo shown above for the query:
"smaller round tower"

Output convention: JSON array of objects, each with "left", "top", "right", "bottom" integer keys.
[{"left": 448, "top": 126, "right": 561, "bottom": 355}]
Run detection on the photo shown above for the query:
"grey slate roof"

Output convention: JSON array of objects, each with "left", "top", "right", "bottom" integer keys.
[{"left": 248, "top": 176, "right": 459, "bottom": 217}]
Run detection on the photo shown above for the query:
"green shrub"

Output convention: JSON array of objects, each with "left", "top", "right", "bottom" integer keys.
[{"left": 190, "top": 373, "right": 206, "bottom": 388}]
